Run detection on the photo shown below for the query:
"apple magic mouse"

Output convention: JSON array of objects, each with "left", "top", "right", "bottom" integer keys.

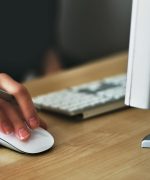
[{"left": 0, "top": 127, "right": 54, "bottom": 154}]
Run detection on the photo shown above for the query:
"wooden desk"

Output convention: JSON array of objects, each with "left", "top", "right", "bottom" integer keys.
[{"left": 1, "top": 53, "right": 150, "bottom": 180}]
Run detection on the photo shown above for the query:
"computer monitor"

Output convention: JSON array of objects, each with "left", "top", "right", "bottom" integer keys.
[{"left": 125, "top": 0, "right": 150, "bottom": 148}]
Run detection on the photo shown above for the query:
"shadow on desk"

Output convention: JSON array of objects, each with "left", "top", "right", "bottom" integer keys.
[{"left": 38, "top": 106, "right": 129, "bottom": 123}]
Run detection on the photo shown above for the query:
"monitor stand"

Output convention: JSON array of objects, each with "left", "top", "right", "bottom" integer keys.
[{"left": 141, "top": 134, "right": 150, "bottom": 148}]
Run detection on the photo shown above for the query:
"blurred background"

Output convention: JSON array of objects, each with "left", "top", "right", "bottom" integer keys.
[{"left": 0, "top": 0, "right": 132, "bottom": 82}]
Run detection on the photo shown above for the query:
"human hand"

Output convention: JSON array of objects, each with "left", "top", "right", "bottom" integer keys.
[{"left": 0, "top": 73, "right": 47, "bottom": 140}]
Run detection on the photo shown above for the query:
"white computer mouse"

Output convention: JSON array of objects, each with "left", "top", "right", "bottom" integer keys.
[{"left": 0, "top": 127, "right": 54, "bottom": 154}]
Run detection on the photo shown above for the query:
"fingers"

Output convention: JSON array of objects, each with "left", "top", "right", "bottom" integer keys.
[
  {"left": 11, "top": 85, "right": 40, "bottom": 129},
  {"left": 0, "top": 99, "right": 30, "bottom": 140},
  {"left": 0, "top": 73, "right": 40, "bottom": 129},
  {"left": 0, "top": 73, "right": 47, "bottom": 141},
  {"left": 0, "top": 108, "right": 13, "bottom": 134}
]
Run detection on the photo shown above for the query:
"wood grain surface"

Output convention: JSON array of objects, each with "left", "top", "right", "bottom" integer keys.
[{"left": 1, "top": 52, "right": 150, "bottom": 180}]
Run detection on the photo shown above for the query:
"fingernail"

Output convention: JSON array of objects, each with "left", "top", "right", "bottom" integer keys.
[
  {"left": 18, "top": 128, "right": 30, "bottom": 140},
  {"left": 2, "top": 122, "right": 12, "bottom": 135},
  {"left": 29, "top": 117, "right": 39, "bottom": 128}
]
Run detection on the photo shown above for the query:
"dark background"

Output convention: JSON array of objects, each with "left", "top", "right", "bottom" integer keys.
[{"left": 0, "top": 0, "right": 132, "bottom": 81}]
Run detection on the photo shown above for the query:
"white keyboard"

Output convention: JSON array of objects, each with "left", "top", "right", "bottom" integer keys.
[{"left": 33, "top": 74, "right": 126, "bottom": 119}]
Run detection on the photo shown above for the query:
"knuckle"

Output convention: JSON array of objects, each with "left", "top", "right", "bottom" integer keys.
[
  {"left": 13, "top": 84, "right": 28, "bottom": 96},
  {"left": 0, "top": 73, "right": 9, "bottom": 79}
]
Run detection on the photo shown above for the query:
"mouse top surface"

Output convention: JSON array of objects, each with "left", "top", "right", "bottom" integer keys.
[{"left": 0, "top": 127, "right": 54, "bottom": 154}]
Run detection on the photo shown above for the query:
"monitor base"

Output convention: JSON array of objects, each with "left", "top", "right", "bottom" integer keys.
[{"left": 141, "top": 134, "right": 150, "bottom": 148}]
